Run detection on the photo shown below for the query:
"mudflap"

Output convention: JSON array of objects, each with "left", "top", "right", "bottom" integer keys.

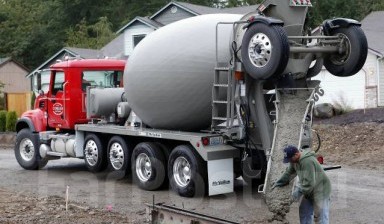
[{"left": 207, "top": 158, "right": 234, "bottom": 196}]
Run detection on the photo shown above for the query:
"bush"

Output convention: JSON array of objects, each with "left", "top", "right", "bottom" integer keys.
[
  {"left": 6, "top": 111, "right": 17, "bottom": 132},
  {"left": 332, "top": 95, "right": 353, "bottom": 115},
  {"left": 0, "top": 110, "right": 6, "bottom": 132}
]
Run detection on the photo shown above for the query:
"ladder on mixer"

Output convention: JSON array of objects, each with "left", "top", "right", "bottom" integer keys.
[{"left": 211, "top": 63, "right": 236, "bottom": 131}]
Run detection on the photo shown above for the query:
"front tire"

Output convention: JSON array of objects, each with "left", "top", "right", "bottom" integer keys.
[
  {"left": 324, "top": 26, "right": 368, "bottom": 77},
  {"left": 241, "top": 23, "right": 289, "bottom": 80},
  {"left": 168, "top": 145, "right": 207, "bottom": 197},
  {"left": 84, "top": 133, "right": 107, "bottom": 172},
  {"left": 15, "top": 129, "right": 47, "bottom": 170},
  {"left": 131, "top": 142, "right": 166, "bottom": 191}
]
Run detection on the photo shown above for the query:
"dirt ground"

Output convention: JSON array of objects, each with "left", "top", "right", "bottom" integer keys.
[
  {"left": 0, "top": 107, "right": 383, "bottom": 223},
  {"left": 313, "top": 107, "right": 384, "bottom": 170}
]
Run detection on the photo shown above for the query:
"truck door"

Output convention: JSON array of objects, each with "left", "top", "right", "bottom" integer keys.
[{"left": 47, "top": 71, "right": 67, "bottom": 129}]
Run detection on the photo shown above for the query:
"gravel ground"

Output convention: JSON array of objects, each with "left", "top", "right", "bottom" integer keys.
[{"left": 0, "top": 107, "right": 383, "bottom": 223}]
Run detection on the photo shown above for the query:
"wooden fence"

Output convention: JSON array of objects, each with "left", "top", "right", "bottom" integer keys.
[{"left": 6, "top": 92, "right": 32, "bottom": 117}]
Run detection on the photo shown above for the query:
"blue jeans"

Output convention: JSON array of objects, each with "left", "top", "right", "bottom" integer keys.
[{"left": 299, "top": 196, "right": 330, "bottom": 224}]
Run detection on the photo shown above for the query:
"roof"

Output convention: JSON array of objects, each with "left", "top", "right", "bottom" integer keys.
[
  {"left": 118, "top": 1, "right": 258, "bottom": 34},
  {"left": 101, "top": 33, "right": 126, "bottom": 59},
  {"left": 117, "top": 16, "right": 163, "bottom": 34},
  {"left": 221, "top": 5, "right": 258, "bottom": 14},
  {"left": 26, "top": 47, "right": 103, "bottom": 78},
  {"left": 0, "top": 57, "right": 11, "bottom": 65},
  {"left": 65, "top": 47, "right": 103, "bottom": 59},
  {"left": 0, "top": 57, "right": 29, "bottom": 72},
  {"left": 362, "top": 11, "right": 384, "bottom": 57}
]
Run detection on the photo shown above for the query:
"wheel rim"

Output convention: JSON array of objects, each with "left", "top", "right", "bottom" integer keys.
[
  {"left": 109, "top": 142, "right": 124, "bottom": 170},
  {"left": 173, "top": 157, "right": 191, "bottom": 188},
  {"left": 248, "top": 32, "right": 272, "bottom": 68},
  {"left": 19, "top": 138, "right": 35, "bottom": 162},
  {"left": 85, "top": 140, "right": 98, "bottom": 166},
  {"left": 136, "top": 153, "right": 152, "bottom": 182},
  {"left": 330, "top": 33, "right": 351, "bottom": 65}
]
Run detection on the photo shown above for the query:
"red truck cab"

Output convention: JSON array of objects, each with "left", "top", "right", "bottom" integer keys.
[{"left": 17, "top": 59, "right": 126, "bottom": 133}]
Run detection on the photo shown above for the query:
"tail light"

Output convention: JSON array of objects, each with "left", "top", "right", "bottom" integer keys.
[{"left": 201, "top": 136, "right": 224, "bottom": 146}]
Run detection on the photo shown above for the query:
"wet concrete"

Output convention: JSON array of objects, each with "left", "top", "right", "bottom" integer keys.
[
  {"left": 0, "top": 147, "right": 383, "bottom": 223},
  {"left": 264, "top": 90, "right": 312, "bottom": 222}
]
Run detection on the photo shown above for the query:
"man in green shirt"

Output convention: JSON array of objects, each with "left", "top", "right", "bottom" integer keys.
[{"left": 273, "top": 145, "right": 331, "bottom": 224}]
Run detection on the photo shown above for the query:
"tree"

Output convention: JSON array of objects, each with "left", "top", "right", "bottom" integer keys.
[{"left": 66, "top": 17, "right": 116, "bottom": 49}]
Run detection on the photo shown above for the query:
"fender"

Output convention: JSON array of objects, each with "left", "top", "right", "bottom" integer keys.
[
  {"left": 245, "top": 16, "right": 284, "bottom": 29},
  {"left": 16, "top": 109, "right": 47, "bottom": 133},
  {"left": 322, "top": 18, "right": 361, "bottom": 36}
]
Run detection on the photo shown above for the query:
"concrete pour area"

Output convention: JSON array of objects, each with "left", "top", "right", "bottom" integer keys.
[{"left": 1, "top": 107, "right": 384, "bottom": 223}]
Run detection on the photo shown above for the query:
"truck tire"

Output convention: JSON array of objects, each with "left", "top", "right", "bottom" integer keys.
[
  {"left": 15, "top": 128, "right": 47, "bottom": 170},
  {"left": 241, "top": 23, "right": 289, "bottom": 80},
  {"left": 324, "top": 26, "right": 368, "bottom": 77},
  {"left": 131, "top": 142, "right": 166, "bottom": 191},
  {"left": 168, "top": 145, "right": 207, "bottom": 197},
  {"left": 84, "top": 133, "right": 107, "bottom": 172},
  {"left": 107, "top": 136, "right": 131, "bottom": 177},
  {"left": 242, "top": 150, "right": 267, "bottom": 189}
]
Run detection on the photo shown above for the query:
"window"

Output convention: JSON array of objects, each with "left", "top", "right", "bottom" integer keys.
[
  {"left": 82, "top": 70, "right": 123, "bottom": 91},
  {"left": 133, "top": 34, "right": 146, "bottom": 48},
  {"left": 52, "top": 71, "right": 64, "bottom": 95}
]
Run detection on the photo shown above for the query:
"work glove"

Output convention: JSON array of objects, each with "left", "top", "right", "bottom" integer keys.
[{"left": 292, "top": 186, "right": 303, "bottom": 202}]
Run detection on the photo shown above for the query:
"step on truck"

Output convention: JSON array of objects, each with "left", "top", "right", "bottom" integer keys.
[{"left": 15, "top": 0, "right": 367, "bottom": 197}]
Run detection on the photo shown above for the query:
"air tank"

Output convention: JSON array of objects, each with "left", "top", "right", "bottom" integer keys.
[{"left": 124, "top": 14, "right": 242, "bottom": 131}]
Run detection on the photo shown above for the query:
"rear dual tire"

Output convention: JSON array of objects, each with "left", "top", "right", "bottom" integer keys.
[
  {"left": 131, "top": 142, "right": 166, "bottom": 191},
  {"left": 168, "top": 145, "right": 207, "bottom": 197}
]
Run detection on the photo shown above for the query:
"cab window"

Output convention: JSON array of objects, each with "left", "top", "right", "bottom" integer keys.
[
  {"left": 52, "top": 71, "right": 64, "bottom": 95},
  {"left": 82, "top": 70, "right": 123, "bottom": 91}
]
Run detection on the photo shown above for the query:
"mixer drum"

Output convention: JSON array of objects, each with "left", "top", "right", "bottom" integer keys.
[{"left": 124, "top": 14, "right": 242, "bottom": 131}]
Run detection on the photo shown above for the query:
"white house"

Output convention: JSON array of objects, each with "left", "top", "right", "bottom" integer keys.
[
  {"left": 116, "top": 1, "right": 257, "bottom": 57},
  {"left": 314, "top": 11, "right": 384, "bottom": 109}
]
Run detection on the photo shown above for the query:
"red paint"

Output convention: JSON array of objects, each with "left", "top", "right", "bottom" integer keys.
[{"left": 22, "top": 59, "right": 125, "bottom": 131}]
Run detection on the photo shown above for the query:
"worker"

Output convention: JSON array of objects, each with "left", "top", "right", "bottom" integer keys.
[{"left": 272, "top": 145, "right": 331, "bottom": 224}]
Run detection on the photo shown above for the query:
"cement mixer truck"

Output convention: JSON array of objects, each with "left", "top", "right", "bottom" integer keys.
[{"left": 15, "top": 0, "right": 367, "bottom": 198}]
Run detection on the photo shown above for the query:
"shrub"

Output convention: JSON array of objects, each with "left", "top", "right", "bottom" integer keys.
[
  {"left": 0, "top": 110, "right": 6, "bottom": 132},
  {"left": 332, "top": 95, "right": 353, "bottom": 115},
  {"left": 6, "top": 111, "right": 17, "bottom": 132}
]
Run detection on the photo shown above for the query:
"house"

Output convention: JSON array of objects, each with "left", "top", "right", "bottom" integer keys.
[
  {"left": 27, "top": 47, "right": 104, "bottom": 94},
  {"left": 313, "top": 11, "right": 384, "bottom": 109},
  {"left": 0, "top": 57, "right": 30, "bottom": 115},
  {"left": 118, "top": 1, "right": 257, "bottom": 57},
  {"left": 28, "top": 1, "right": 258, "bottom": 94}
]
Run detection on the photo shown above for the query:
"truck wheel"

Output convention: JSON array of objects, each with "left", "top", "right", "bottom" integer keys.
[
  {"left": 131, "top": 142, "right": 166, "bottom": 191},
  {"left": 324, "top": 26, "right": 368, "bottom": 77},
  {"left": 242, "top": 151, "right": 267, "bottom": 188},
  {"left": 107, "top": 136, "right": 131, "bottom": 177},
  {"left": 15, "top": 129, "right": 47, "bottom": 170},
  {"left": 84, "top": 133, "right": 107, "bottom": 172},
  {"left": 168, "top": 145, "right": 207, "bottom": 197},
  {"left": 241, "top": 23, "right": 289, "bottom": 80}
]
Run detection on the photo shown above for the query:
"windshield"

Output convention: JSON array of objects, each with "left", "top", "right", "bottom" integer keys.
[{"left": 82, "top": 70, "right": 123, "bottom": 91}]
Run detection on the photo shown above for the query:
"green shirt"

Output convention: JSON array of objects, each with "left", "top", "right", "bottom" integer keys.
[{"left": 277, "top": 150, "right": 331, "bottom": 203}]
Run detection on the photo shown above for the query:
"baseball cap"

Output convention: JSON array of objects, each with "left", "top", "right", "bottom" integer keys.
[{"left": 283, "top": 145, "right": 299, "bottom": 163}]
